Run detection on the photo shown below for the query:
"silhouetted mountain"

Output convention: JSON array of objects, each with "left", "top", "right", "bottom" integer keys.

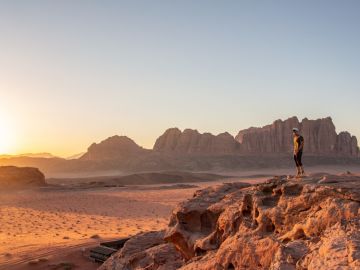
[
  {"left": 0, "top": 117, "right": 358, "bottom": 176},
  {"left": 154, "top": 128, "right": 240, "bottom": 154},
  {"left": 80, "top": 135, "right": 150, "bottom": 161}
]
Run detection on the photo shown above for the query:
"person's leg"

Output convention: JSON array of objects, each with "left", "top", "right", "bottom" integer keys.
[
  {"left": 294, "top": 154, "right": 300, "bottom": 176},
  {"left": 298, "top": 151, "right": 304, "bottom": 175}
]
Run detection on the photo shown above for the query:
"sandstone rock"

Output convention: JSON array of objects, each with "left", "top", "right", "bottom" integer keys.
[
  {"left": 104, "top": 174, "right": 360, "bottom": 269},
  {"left": 99, "top": 231, "right": 184, "bottom": 270},
  {"left": 236, "top": 116, "right": 299, "bottom": 153},
  {"left": 80, "top": 135, "right": 149, "bottom": 161},
  {"left": 154, "top": 128, "right": 240, "bottom": 155},
  {"left": 0, "top": 166, "right": 46, "bottom": 189},
  {"left": 236, "top": 116, "right": 359, "bottom": 157},
  {"left": 164, "top": 174, "right": 360, "bottom": 269}
]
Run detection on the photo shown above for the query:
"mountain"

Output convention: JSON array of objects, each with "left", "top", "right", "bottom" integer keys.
[
  {"left": 0, "top": 117, "right": 358, "bottom": 176},
  {"left": 236, "top": 117, "right": 359, "bottom": 157},
  {"left": 154, "top": 117, "right": 359, "bottom": 157},
  {"left": 66, "top": 152, "right": 85, "bottom": 160},
  {"left": 0, "top": 152, "right": 58, "bottom": 159},
  {"left": 154, "top": 128, "right": 240, "bottom": 155},
  {"left": 80, "top": 135, "right": 149, "bottom": 161}
]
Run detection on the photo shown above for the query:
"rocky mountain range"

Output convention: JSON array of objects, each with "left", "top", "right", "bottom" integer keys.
[
  {"left": 0, "top": 117, "right": 358, "bottom": 175},
  {"left": 154, "top": 117, "right": 359, "bottom": 157}
]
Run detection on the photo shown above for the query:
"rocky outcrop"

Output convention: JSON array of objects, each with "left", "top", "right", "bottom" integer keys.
[
  {"left": 337, "top": 132, "right": 359, "bottom": 157},
  {"left": 154, "top": 128, "right": 240, "bottom": 155},
  {"left": 236, "top": 117, "right": 359, "bottom": 157},
  {"left": 0, "top": 166, "right": 46, "bottom": 189},
  {"left": 102, "top": 173, "right": 360, "bottom": 269},
  {"left": 99, "top": 231, "right": 184, "bottom": 270},
  {"left": 80, "top": 135, "right": 149, "bottom": 161}
]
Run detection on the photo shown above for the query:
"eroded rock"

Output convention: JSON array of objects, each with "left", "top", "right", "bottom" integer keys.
[
  {"left": 100, "top": 174, "right": 360, "bottom": 270},
  {"left": 99, "top": 231, "right": 184, "bottom": 270}
]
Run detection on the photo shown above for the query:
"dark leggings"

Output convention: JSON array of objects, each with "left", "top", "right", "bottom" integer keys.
[{"left": 294, "top": 151, "right": 303, "bottom": 167}]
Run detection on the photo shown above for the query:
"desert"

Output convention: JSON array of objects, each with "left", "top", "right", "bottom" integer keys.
[
  {"left": 1, "top": 2, "right": 360, "bottom": 269},
  {"left": 1, "top": 165, "right": 360, "bottom": 269}
]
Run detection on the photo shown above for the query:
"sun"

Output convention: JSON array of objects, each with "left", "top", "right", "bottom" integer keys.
[{"left": 0, "top": 116, "right": 15, "bottom": 154}]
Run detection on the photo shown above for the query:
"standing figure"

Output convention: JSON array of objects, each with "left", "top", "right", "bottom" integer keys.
[{"left": 292, "top": 128, "right": 305, "bottom": 177}]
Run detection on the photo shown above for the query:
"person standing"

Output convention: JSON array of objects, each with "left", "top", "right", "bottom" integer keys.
[{"left": 292, "top": 128, "right": 305, "bottom": 177}]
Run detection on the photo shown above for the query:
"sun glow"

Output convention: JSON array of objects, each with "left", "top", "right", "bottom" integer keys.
[{"left": 0, "top": 115, "right": 15, "bottom": 154}]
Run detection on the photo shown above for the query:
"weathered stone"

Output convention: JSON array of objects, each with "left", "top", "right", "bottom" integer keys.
[
  {"left": 101, "top": 174, "right": 360, "bottom": 270},
  {"left": 162, "top": 174, "right": 360, "bottom": 269},
  {"left": 99, "top": 231, "right": 184, "bottom": 270}
]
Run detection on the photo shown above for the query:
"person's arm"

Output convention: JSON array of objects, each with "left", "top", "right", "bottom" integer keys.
[{"left": 298, "top": 137, "right": 304, "bottom": 151}]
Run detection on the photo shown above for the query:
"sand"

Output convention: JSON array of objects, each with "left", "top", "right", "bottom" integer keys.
[{"left": 0, "top": 187, "right": 197, "bottom": 270}]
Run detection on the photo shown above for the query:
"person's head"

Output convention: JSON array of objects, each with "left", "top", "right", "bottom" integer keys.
[{"left": 292, "top": 128, "right": 299, "bottom": 136}]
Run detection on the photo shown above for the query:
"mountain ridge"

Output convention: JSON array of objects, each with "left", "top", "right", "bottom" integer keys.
[{"left": 0, "top": 117, "right": 358, "bottom": 175}]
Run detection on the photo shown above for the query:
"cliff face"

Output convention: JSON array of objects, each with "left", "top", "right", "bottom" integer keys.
[
  {"left": 80, "top": 135, "right": 149, "bottom": 161},
  {"left": 101, "top": 173, "right": 360, "bottom": 270},
  {"left": 236, "top": 117, "right": 359, "bottom": 157},
  {"left": 0, "top": 166, "right": 46, "bottom": 189},
  {"left": 154, "top": 128, "right": 240, "bottom": 155}
]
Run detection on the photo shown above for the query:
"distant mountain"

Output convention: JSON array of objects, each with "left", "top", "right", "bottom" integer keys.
[
  {"left": 154, "top": 128, "right": 240, "bottom": 154},
  {"left": 236, "top": 117, "right": 359, "bottom": 157},
  {"left": 66, "top": 152, "right": 85, "bottom": 160},
  {"left": 80, "top": 135, "right": 150, "bottom": 161},
  {"left": 0, "top": 152, "right": 58, "bottom": 159},
  {"left": 154, "top": 117, "right": 359, "bottom": 157},
  {"left": 0, "top": 117, "right": 358, "bottom": 176}
]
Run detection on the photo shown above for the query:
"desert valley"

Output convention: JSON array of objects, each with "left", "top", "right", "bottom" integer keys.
[
  {"left": 1, "top": 117, "right": 360, "bottom": 269},
  {"left": 1, "top": 2, "right": 360, "bottom": 269}
]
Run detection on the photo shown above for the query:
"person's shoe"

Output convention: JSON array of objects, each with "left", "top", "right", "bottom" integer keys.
[{"left": 296, "top": 167, "right": 301, "bottom": 178}]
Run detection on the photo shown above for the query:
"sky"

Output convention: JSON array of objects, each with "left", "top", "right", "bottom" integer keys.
[{"left": 0, "top": 1, "right": 359, "bottom": 157}]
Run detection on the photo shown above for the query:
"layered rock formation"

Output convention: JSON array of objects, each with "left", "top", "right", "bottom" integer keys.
[
  {"left": 236, "top": 117, "right": 359, "bottom": 157},
  {"left": 154, "top": 128, "right": 240, "bottom": 155},
  {"left": 0, "top": 166, "right": 46, "bottom": 189},
  {"left": 80, "top": 135, "right": 149, "bottom": 161},
  {"left": 101, "top": 173, "right": 360, "bottom": 269}
]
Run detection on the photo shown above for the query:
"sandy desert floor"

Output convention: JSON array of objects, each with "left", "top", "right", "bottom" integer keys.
[
  {"left": 0, "top": 186, "right": 198, "bottom": 270},
  {"left": 1, "top": 165, "right": 359, "bottom": 270}
]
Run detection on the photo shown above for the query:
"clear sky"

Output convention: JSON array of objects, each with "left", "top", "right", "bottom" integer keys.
[{"left": 0, "top": 1, "right": 359, "bottom": 157}]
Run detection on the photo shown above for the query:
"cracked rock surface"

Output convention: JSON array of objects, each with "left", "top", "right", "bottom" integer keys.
[{"left": 100, "top": 173, "right": 360, "bottom": 270}]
